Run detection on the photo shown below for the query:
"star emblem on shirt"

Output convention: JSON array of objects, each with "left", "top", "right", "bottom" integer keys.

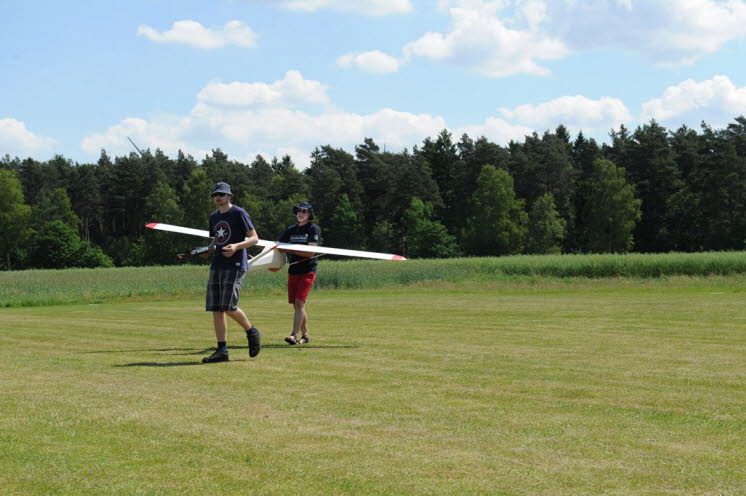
[{"left": 216, "top": 227, "right": 227, "bottom": 239}]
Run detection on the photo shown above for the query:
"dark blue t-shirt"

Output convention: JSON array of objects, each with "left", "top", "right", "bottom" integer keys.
[
  {"left": 209, "top": 205, "right": 254, "bottom": 271},
  {"left": 278, "top": 223, "right": 321, "bottom": 274}
]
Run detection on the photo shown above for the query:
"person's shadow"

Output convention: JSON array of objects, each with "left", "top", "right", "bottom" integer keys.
[
  {"left": 114, "top": 361, "right": 203, "bottom": 367},
  {"left": 108, "top": 344, "right": 360, "bottom": 367}
]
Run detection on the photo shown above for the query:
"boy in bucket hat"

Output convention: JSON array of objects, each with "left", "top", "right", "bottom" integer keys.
[
  {"left": 202, "top": 182, "right": 261, "bottom": 363},
  {"left": 277, "top": 202, "right": 321, "bottom": 345}
]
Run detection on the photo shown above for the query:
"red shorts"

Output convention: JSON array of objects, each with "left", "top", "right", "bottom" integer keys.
[{"left": 288, "top": 273, "right": 316, "bottom": 303}]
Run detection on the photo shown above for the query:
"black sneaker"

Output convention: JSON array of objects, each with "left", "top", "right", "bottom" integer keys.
[
  {"left": 246, "top": 327, "right": 261, "bottom": 357},
  {"left": 202, "top": 349, "right": 229, "bottom": 363}
]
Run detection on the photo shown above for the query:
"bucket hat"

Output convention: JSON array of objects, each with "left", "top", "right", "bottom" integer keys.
[
  {"left": 211, "top": 182, "right": 233, "bottom": 197},
  {"left": 293, "top": 201, "right": 314, "bottom": 220}
]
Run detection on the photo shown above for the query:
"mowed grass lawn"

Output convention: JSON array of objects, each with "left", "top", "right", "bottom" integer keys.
[{"left": 0, "top": 279, "right": 744, "bottom": 495}]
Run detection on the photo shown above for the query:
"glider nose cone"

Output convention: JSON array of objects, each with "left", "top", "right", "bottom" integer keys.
[{"left": 393, "top": 255, "right": 407, "bottom": 260}]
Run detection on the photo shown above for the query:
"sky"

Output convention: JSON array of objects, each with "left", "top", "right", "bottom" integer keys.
[{"left": 2, "top": 0, "right": 746, "bottom": 168}]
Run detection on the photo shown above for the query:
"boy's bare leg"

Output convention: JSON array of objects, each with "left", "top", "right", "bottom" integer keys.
[
  {"left": 226, "top": 307, "right": 252, "bottom": 330},
  {"left": 212, "top": 312, "right": 228, "bottom": 341}
]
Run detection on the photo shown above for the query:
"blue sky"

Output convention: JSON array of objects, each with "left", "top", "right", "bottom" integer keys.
[{"left": 2, "top": 0, "right": 746, "bottom": 167}]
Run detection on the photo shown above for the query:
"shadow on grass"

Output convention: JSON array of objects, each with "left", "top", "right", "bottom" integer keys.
[
  {"left": 112, "top": 344, "right": 361, "bottom": 367},
  {"left": 114, "top": 361, "right": 203, "bottom": 367},
  {"left": 84, "top": 348, "right": 203, "bottom": 354},
  {"left": 249, "top": 344, "right": 361, "bottom": 349},
  {"left": 89, "top": 344, "right": 360, "bottom": 356},
  {"left": 163, "top": 345, "right": 361, "bottom": 356}
]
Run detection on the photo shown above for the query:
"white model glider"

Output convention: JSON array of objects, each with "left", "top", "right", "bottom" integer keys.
[{"left": 145, "top": 222, "right": 406, "bottom": 272}]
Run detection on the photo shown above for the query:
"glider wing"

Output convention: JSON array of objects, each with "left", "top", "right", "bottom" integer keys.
[
  {"left": 273, "top": 243, "right": 406, "bottom": 261},
  {"left": 145, "top": 222, "right": 276, "bottom": 247},
  {"left": 145, "top": 222, "right": 406, "bottom": 261}
]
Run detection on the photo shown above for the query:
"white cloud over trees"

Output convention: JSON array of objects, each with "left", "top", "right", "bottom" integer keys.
[
  {"left": 80, "top": 71, "right": 445, "bottom": 167},
  {"left": 0, "top": 119, "right": 56, "bottom": 158},
  {"left": 641, "top": 75, "right": 746, "bottom": 126},
  {"left": 499, "top": 95, "right": 633, "bottom": 134}
]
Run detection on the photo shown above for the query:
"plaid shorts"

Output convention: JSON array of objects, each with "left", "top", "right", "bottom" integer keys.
[{"left": 206, "top": 267, "right": 246, "bottom": 312}]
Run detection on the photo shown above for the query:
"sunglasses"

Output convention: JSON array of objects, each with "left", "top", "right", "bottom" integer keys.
[
  {"left": 297, "top": 209, "right": 309, "bottom": 213},
  {"left": 212, "top": 193, "right": 227, "bottom": 198}
]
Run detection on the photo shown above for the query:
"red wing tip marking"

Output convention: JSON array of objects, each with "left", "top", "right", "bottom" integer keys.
[
  {"left": 145, "top": 223, "right": 157, "bottom": 228},
  {"left": 393, "top": 255, "right": 407, "bottom": 261}
]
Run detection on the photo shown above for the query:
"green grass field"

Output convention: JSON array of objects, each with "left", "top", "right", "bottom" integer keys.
[
  {"left": 1, "top": 276, "right": 744, "bottom": 495},
  {"left": 3, "top": 251, "right": 746, "bottom": 307}
]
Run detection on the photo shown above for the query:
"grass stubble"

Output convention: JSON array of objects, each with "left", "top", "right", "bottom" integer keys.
[{"left": 0, "top": 276, "right": 744, "bottom": 494}]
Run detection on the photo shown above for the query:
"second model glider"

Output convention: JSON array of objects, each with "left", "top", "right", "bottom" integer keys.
[{"left": 145, "top": 222, "right": 406, "bottom": 271}]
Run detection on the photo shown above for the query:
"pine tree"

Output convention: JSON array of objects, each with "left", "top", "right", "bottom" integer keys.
[
  {"left": 35, "top": 187, "right": 80, "bottom": 231},
  {"left": 418, "top": 130, "right": 460, "bottom": 232},
  {"left": 141, "top": 182, "right": 184, "bottom": 265},
  {"left": 326, "top": 194, "right": 364, "bottom": 249},
  {"left": 627, "top": 121, "right": 682, "bottom": 251},
  {"left": 305, "top": 146, "right": 360, "bottom": 219},
  {"left": 180, "top": 167, "right": 213, "bottom": 230}
]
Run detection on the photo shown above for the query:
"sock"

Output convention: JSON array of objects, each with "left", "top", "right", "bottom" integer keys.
[
  {"left": 246, "top": 326, "right": 257, "bottom": 335},
  {"left": 217, "top": 341, "right": 227, "bottom": 351}
]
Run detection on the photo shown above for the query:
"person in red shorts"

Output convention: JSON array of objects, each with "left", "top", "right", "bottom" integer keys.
[{"left": 277, "top": 202, "right": 321, "bottom": 345}]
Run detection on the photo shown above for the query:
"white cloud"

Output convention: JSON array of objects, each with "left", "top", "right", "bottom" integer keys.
[
  {"left": 402, "top": 0, "right": 569, "bottom": 77},
  {"left": 641, "top": 75, "right": 746, "bottom": 126},
  {"left": 454, "top": 117, "right": 535, "bottom": 144},
  {"left": 80, "top": 117, "right": 212, "bottom": 160},
  {"left": 0, "top": 118, "right": 56, "bottom": 158},
  {"left": 137, "top": 20, "right": 257, "bottom": 49},
  {"left": 198, "top": 82, "right": 282, "bottom": 107},
  {"left": 277, "top": 0, "right": 412, "bottom": 15},
  {"left": 363, "top": 0, "right": 746, "bottom": 80},
  {"left": 197, "top": 70, "right": 330, "bottom": 107},
  {"left": 272, "top": 70, "right": 332, "bottom": 106},
  {"left": 181, "top": 106, "right": 445, "bottom": 167},
  {"left": 500, "top": 95, "right": 633, "bottom": 134},
  {"left": 337, "top": 50, "right": 402, "bottom": 74},
  {"left": 80, "top": 67, "right": 647, "bottom": 168},
  {"left": 81, "top": 71, "right": 445, "bottom": 168},
  {"left": 539, "top": 0, "right": 746, "bottom": 65}
]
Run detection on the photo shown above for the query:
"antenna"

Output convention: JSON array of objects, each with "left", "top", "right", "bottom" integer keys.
[{"left": 127, "top": 136, "right": 145, "bottom": 157}]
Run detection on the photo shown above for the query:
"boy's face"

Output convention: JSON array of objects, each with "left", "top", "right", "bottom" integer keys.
[{"left": 212, "top": 193, "right": 230, "bottom": 207}]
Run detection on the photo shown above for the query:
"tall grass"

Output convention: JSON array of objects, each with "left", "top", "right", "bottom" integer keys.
[
  {"left": 317, "top": 251, "right": 746, "bottom": 287},
  {"left": 2, "top": 251, "right": 746, "bottom": 307}
]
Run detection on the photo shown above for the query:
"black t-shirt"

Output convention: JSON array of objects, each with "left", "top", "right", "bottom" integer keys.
[
  {"left": 209, "top": 205, "right": 254, "bottom": 271},
  {"left": 278, "top": 223, "right": 321, "bottom": 274}
]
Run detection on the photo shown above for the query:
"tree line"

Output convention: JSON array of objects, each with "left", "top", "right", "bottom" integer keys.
[{"left": 1, "top": 116, "right": 745, "bottom": 270}]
